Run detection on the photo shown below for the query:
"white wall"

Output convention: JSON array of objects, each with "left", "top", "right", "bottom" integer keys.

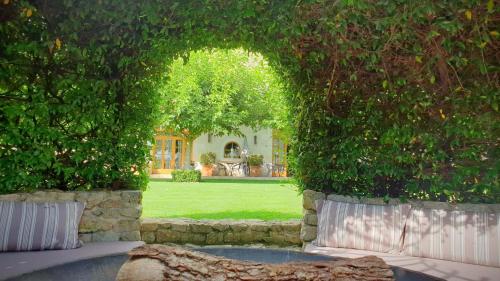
[{"left": 192, "top": 126, "right": 273, "bottom": 176}]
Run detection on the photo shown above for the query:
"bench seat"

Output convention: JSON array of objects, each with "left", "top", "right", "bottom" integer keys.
[
  {"left": 304, "top": 243, "right": 500, "bottom": 281},
  {"left": 0, "top": 241, "right": 144, "bottom": 280}
]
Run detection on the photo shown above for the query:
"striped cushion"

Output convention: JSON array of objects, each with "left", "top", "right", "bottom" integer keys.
[
  {"left": 315, "top": 200, "right": 411, "bottom": 253},
  {"left": 404, "top": 208, "right": 500, "bottom": 267},
  {"left": 0, "top": 201, "right": 85, "bottom": 252}
]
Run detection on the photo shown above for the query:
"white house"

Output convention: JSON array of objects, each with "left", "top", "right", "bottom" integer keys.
[{"left": 150, "top": 126, "right": 288, "bottom": 177}]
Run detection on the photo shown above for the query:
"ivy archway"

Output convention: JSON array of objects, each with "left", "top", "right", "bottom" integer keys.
[{"left": 1, "top": 0, "right": 498, "bottom": 202}]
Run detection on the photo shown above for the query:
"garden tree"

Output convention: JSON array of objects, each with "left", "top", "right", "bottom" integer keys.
[
  {"left": 159, "top": 49, "right": 290, "bottom": 167},
  {"left": 0, "top": 1, "right": 498, "bottom": 203}
]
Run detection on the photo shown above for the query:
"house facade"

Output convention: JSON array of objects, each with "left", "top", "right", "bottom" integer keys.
[{"left": 150, "top": 127, "right": 288, "bottom": 177}]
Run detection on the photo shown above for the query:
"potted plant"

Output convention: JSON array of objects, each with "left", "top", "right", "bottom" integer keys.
[
  {"left": 247, "top": 154, "right": 264, "bottom": 177},
  {"left": 200, "top": 152, "right": 216, "bottom": 176}
]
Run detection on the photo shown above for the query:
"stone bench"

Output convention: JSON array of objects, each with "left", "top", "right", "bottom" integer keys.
[
  {"left": 304, "top": 244, "right": 500, "bottom": 281},
  {"left": 0, "top": 241, "right": 144, "bottom": 280},
  {"left": 300, "top": 190, "right": 500, "bottom": 281}
]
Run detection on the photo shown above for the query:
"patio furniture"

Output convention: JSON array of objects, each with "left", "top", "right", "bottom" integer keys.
[
  {"left": 218, "top": 160, "right": 243, "bottom": 176},
  {"left": 304, "top": 244, "right": 500, "bottom": 281},
  {"left": 307, "top": 198, "right": 500, "bottom": 281}
]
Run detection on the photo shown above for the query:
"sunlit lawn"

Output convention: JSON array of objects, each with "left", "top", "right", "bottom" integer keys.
[{"left": 142, "top": 179, "right": 302, "bottom": 220}]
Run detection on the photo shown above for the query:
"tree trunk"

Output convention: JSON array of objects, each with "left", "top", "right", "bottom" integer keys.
[
  {"left": 184, "top": 139, "right": 193, "bottom": 169},
  {"left": 116, "top": 245, "right": 394, "bottom": 281}
]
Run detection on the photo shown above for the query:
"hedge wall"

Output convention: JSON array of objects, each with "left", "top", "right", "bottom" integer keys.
[{"left": 1, "top": 1, "right": 498, "bottom": 202}]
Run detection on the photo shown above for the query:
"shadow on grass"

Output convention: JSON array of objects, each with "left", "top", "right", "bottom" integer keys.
[{"left": 145, "top": 210, "right": 301, "bottom": 221}]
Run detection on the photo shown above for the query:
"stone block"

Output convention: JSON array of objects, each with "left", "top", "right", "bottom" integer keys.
[
  {"left": 181, "top": 233, "right": 206, "bottom": 245},
  {"left": 206, "top": 232, "right": 224, "bottom": 245},
  {"left": 141, "top": 220, "right": 159, "bottom": 232},
  {"left": 0, "top": 193, "right": 24, "bottom": 201},
  {"left": 99, "top": 198, "right": 123, "bottom": 208},
  {"left": 210, "top": 222, "right": 229, "bottom": 231},
  {"left": 284, "top": 232, "right": 301, "bottom": 245},
  {"left": 142, "top": 232, "right": 156, "bottom": 243},
  {"left": 157, "top": 229, "right": 182, "bottom": 243},
  {"left": 229, "top": 223, "right": 248, "bottom": 232},
  {"left": 223, "top": 232, "right": 240, "bottom": 243},
  {"left": 56, "top": 192, "right": 76, "bottom": 201},
  {"left": 248, "top": 223, "right": 269, "bottom": 232},
  {"left": 79, "top": 233, "right": 93, "bottom": 243},
  {"left": 117, "top": 220, "right": 141, "bottom": 232},
  {"left": 303, "top": 210, "right": 318, "bottom": 226},
  {"left": 302, "top": 190, "right": 325, "bottom": 211},
  {"left": 190, "top": 223, "right": 213, "bottom": 234},
  {"left": 120, "top": 231, "right": 141, "bottom": 241},
  {"left": 121, "top": 191, "right": 142, "bottom": 204},
  {"left": 92, "top": 231, "right": 121, "bottom": 242},
  {"left": 281, "top": 220, "right": 302, "bottom": 231},
  {"left": 171, "top": 222, "right": 190, "bottom": 232},
  {"left": 300, "top": 223, "right": 317, "bottom": 242},
  {"left": 120, "top": 206, "right": 142, "bottom": 218},
  {"left": 79, "top": 217, "right": 100, "bottom": 233}
]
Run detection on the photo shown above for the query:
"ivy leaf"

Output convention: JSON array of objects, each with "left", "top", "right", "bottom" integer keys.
[
  {"left": 55, "top": 38, "right": 62, "bottom": 49},
  {"left": 487, "top": 0, "right": 494, "bottom": 13},
  {"left": 465, "top": 10, "right": 472, "bottom": 21}
]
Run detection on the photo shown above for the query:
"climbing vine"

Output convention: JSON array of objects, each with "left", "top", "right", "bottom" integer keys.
[{"left": 0, "top": 0, "right": 498, "bottom": 202}]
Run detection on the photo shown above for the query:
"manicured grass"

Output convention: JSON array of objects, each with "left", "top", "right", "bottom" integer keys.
[{"left": 142, "top": 179, "right": 302, "bottom": 220}]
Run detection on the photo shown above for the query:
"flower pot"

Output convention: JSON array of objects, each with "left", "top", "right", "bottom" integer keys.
[
  {"left": 201, "top": 165, "right": 213, "bottom": 177},
  {"left": 249, "top": 165, "right": 261, "bottom": 177}
]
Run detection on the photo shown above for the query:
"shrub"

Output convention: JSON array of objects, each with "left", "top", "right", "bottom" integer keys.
[
  {"left": 247, "top": 154, "right": 264, "bottom": 167},
  {"left": 171, "top": 170, "right": 201, "bottom": 182},
  {"left": 200, "top": 152, "right": 216, "bottom": 166}
]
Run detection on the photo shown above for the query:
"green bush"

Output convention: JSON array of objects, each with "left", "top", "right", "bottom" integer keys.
[
  {"left": 171, "top": 170, "right": 201, "bottom": 182},
  {"left": 247, "top": 154, "right": 264, "bottom": 167},
  {"left": 1, "top": 1, "right": 497, "bottom": 202},
  {"left": 200, "top": 152, "right": 216, "bottom": 166}
]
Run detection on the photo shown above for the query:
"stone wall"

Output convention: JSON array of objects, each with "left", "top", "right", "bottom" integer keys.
[
  {"left": 300, "top": 189, "right": 500, "bottom": 245},
  {"left": 0, "top": 190, "right": 142, "bottom": 243},
  {"left": 141, "top": 218, "right": 301, "bottom": 246}
]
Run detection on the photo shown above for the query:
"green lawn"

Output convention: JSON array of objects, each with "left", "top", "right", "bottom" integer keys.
[{"left": 142, "top": 179, "right": 302, "bottom": 220}]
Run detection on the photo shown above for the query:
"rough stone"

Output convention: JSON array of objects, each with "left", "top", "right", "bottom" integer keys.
[
  {"left": 142, "top": 232, "right": 156, "bottom": 244},
  {"left": 302, "top": 190, "right": 326, "bottom": 211},
  {"left": 92, "top": 231, "right": 121, "bottom": 242},
  {"left": 117, "top": 220, "right": 141, "bottom": 232},
  {"left": 171, "top": 222, "right": 190, "bottom": 232},
  {"left": 303, "top": 210, "right": 318, "bottom": 226},
  {"left": 120, "top": 206, "right": 142, "bottom": 218},
  {"left": 300, "top": 223, "right": 317, "bottom": 242},
  {"left": 190, "top": 223, "right": 213, "bottom": 234},
  {"left": 116, "top": 257, "right": 166, "bottom": 281},
  {"left": 121, "top": 190, "right": 143, "bottom": 204},
  {"left": 142, "top": 219, "right": 302, "bottom": 246},
  {"left": 206, "top": 232, "right": 224, "bottom": 245},
  {"left": 157, "top": 229, "right": 182, "bottom": 243},
  {"left": 121, "top": 231, "right": 142, "bottom": 241},
  {"left": 229, "top": 223, "right": 248, "bottom": 232},
  {"left": 141, "top": 220, "right": 160, "bottom": 232},
  {"left": 79, "top": 233, "right": 93, "bottom": 243}
]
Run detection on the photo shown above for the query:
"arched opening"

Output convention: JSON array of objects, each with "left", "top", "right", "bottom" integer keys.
[{"left": 223, "top": 142, "right": 240, "bottom": 159}]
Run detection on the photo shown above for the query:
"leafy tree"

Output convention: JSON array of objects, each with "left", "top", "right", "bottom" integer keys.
[{"left": 159, "top": 49, "right": 290, "bottom": 167}]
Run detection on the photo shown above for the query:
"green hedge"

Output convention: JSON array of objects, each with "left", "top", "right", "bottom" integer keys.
[
  {"left": 1, "top": 1, "right": 498, "bottom": 202},
  {"left": 171, "top": 170, "right": 201, "bottom": 183}
]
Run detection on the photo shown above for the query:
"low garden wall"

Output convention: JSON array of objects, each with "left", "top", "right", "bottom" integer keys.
[
  {"left": 141, "top": 218, "right": 301, "bottom": 246},
  {"left": 300, "top": 189, "right": 500, "bottom": 245},
  {"left": 0, "top": 190, "right": 142, "bottom": 243}
]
